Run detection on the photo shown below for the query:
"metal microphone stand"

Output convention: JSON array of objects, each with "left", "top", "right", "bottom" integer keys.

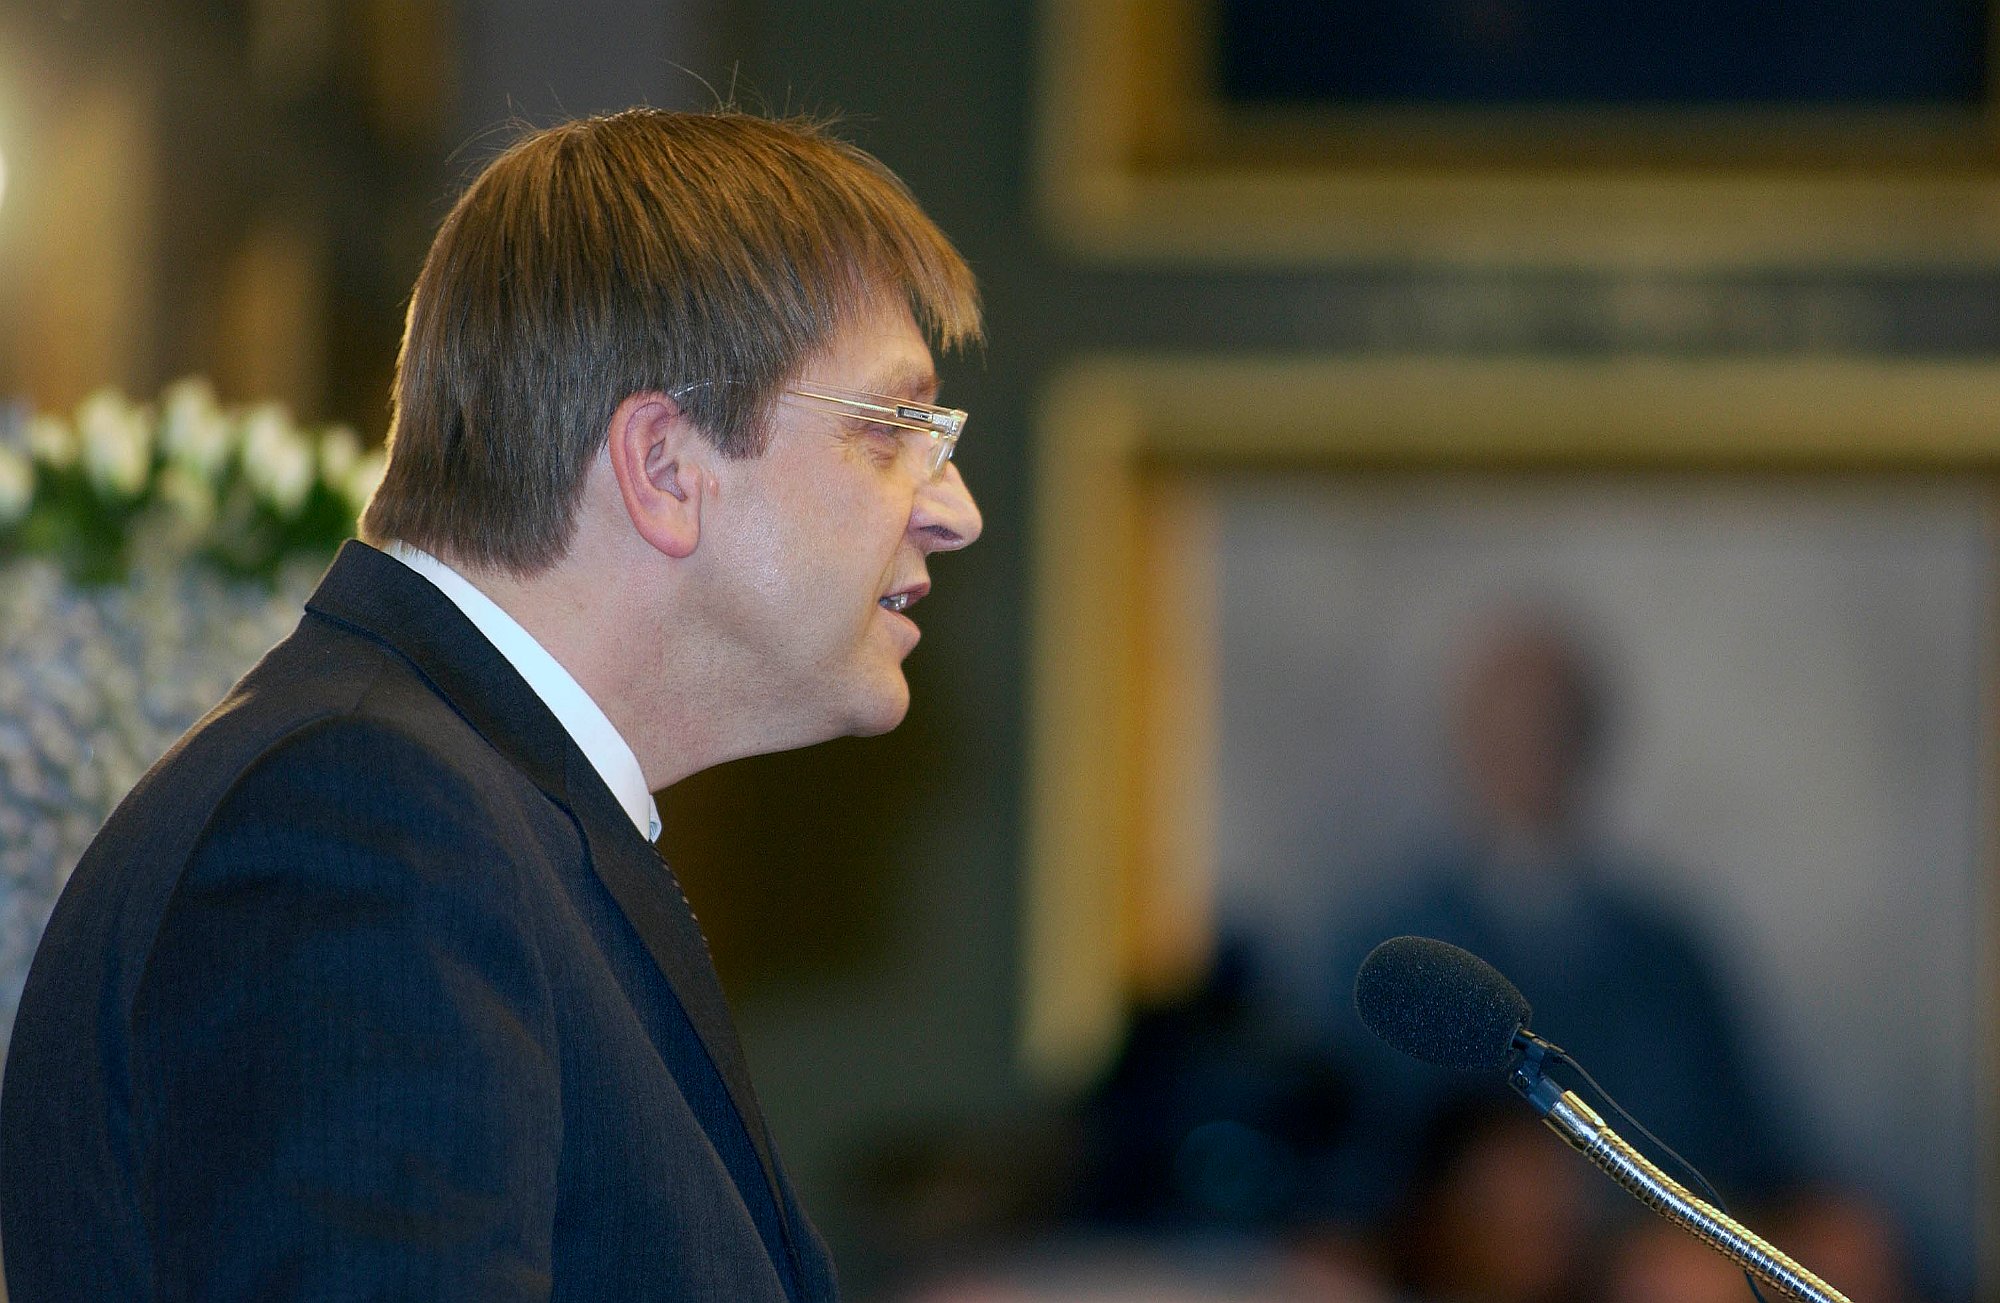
[{"left": 1509, "top": 1040, "right": 1850, "bottom": 1303}]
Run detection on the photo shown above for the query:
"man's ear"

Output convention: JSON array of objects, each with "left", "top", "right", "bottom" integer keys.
[{"left": 605, "top": 391, "right": 704, "bottom": 559}]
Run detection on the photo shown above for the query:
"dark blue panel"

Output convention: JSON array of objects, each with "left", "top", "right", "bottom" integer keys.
[{"left": 1217, "top": 0, "right": 1988, "bottom": 107}]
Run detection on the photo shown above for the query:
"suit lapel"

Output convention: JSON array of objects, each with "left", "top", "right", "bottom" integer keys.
[
  {"left": 303, "top": 542, "right": 801, "bottom": 1283},
  {"left": 557, "top": 745, "right": 796, "bottom": 1260}
]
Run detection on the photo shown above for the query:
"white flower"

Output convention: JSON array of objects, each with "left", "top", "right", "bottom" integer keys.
[
  {"left": 0, "top": 443, "right": 31, "bottom": 525},
  {"left": 27, "top": 414, "right": 76, "bottom": 469},
  {"left": 345, "top": 449, "right": 387, "bottom": 516},
  {"left": 159, "top": 377, "right": 232, "bottom": 481},
  {"left": 239, "top": 404, "right": 315, "bottom": 516},
  {"left": 77, "top": 389, "right": 153, "bottom": 499},
  {"left": 318, "top": 426, "right": 361, "bottom": 484},
  {"left": 154, "top": 464, "right": 216, "bottom": 533}
]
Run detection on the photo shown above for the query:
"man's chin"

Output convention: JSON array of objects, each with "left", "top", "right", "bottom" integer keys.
[{"left": 846, "top": 674, "right": 912, "bottom": 738}]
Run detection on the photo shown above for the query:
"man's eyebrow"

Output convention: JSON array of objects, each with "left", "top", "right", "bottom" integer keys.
[{"left": 870, "top": 367, "right": 939, "bottom": 402}]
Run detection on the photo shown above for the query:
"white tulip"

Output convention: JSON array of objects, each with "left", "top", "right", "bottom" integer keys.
[
  {"left": 0, "top": 443, "right": 32, "bottom": 525},
  {"left": 28, "top": 414, "right": 76, "bottom": 469},
  {"left": 155, "top": 464, "right": 216, "bottom": 533},
  {"left": 160, "top": 377, "right": 232, "bottom": 480},
  {"left": 239, "top": 404, "right": 315, "bottom": 516},
  {"left": 77, "top": 389, "right": 152, "bottom": 499}
]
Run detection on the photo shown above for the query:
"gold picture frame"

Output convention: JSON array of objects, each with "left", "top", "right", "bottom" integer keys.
[{"left": 1038, "top": 0, "right": 2000, "bottom": 266}]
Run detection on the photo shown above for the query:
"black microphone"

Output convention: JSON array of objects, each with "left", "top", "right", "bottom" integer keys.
[
  {"left": 1353, "top": 934, "right": 1537, "bottom": 1074},
  {"left": 1352, "top": 935, "right": 1850, "bottom": 1303}
]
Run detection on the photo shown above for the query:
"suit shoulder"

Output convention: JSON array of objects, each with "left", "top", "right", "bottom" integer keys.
[
  {"left": 187, "top": 701, "right": 579, "bottom": 922},
  {"left": 124, "top": 612, "right": 523, "bottom": 834},
  {"left": 46, "top": 618, "right": 574, "bottom": 998}
]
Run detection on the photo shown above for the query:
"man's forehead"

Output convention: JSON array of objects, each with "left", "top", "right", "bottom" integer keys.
[{"left": 820, "top": 300, "right": 938, "bottom": 396}]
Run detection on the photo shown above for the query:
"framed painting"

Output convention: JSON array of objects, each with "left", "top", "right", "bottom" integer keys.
[{"left": 1023, "top": 353, "right": 2000, "bottom": 1292}]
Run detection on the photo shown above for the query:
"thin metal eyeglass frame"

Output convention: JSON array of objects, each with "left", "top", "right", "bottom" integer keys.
[{"left": 779, "top": 384, "right": 966, "bottom": 478}]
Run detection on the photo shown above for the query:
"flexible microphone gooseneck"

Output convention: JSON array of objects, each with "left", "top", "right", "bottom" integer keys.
[{"left": 1353, "top": 936, "right": 1851, "bottom": 1303}]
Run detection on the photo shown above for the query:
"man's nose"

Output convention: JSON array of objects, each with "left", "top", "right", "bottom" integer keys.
[{"left": 912, "top": 463, "right": 982, "bottom": 551}]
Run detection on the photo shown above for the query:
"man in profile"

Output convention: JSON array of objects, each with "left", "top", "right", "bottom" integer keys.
[{"left": 1, "top": 108, "right": 983, "bottom": 1301}]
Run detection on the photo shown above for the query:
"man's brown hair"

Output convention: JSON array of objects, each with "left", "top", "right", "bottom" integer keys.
[{"left": 359, "top": 108, "right": 981, "bottom": 574}]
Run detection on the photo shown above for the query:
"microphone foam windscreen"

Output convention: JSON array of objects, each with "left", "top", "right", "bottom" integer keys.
[{"left": 1353, "top": 935, "right": 1533, "bottom": 1073}]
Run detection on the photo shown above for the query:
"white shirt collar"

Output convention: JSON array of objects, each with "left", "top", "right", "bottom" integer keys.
[{"left": 384, "top": 541, "right": 662, "bottom": 843}]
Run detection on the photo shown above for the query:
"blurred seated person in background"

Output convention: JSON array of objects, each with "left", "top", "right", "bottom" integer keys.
[
  {"left": 1383, "top": 1097, "right": 1596, "bottom": 1303},
  {"left": 1313, "top": 606, "right": 1805, "bottom": 1249},
  {"left": 1064, "top": 939, "right": 1385, "bottom": 1293},
  {"left": 1596, "top": 1221, "right": 1765, "bottom": 1303},
  {"left": 1078, "top": 939, "right": 1350, "bottom": 1230},
  {"left": 1594, "top": 1188, "right": 1922, "bottom": 1303}
]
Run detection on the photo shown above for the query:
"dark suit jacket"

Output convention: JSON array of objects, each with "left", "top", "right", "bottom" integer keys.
[{"left": 1, "top": 541, "right": 837, "bottom": 1301}]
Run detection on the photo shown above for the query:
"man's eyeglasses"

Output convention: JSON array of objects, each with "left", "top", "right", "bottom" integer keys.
[{"left": 778, "top": 384, "right": 966, "bottom": 479}]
